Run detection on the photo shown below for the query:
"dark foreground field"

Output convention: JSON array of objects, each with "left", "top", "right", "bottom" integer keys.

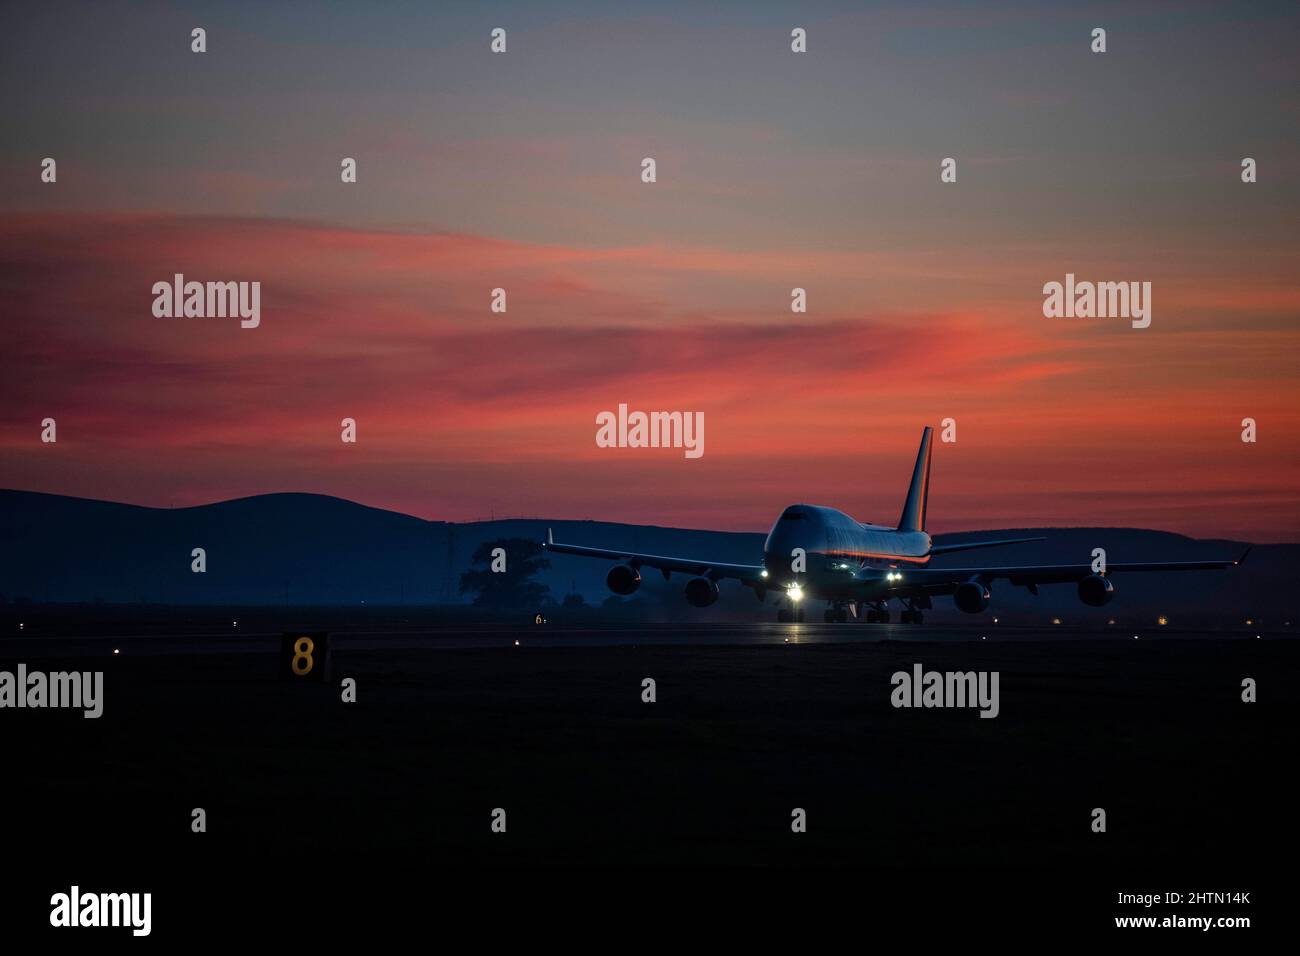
[{"left": 2, "top": 624, "right": 1290, "bottom": 936}]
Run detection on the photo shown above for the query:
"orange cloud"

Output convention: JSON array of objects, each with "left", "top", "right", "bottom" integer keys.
[{"left": 1, "top": 213, "right": 1296, "bottom": 541}]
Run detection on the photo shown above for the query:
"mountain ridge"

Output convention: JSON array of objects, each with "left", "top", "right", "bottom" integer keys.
[{"left": 0, "top": 489, "right": 1287, "bottom": 623}]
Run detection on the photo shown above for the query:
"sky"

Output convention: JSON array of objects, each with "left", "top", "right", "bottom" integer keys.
[{"left": 2, "top": 1, "right": 1298, "bottom": 541}]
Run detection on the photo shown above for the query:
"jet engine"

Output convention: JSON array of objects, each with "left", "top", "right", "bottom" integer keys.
[
  {"left": 953, "top": 581, "right": 991, "bottom": 614},
  {"left": 684, "top": 577, "right": 720, "bottom": 608},
  {"left": 606, "top": 564, "right": 641, "bottom": 595},
  {"left": 1077, "top": 574, "right": 1115, "bottom": 607}
]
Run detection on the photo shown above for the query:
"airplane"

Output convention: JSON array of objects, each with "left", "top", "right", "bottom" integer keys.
[{"left": 542, "top": 426, "right": 1248, "bottom": 623}]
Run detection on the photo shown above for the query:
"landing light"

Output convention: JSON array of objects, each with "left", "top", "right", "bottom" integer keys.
[
  {"left": 760, "top": 570, "right": 768, "bottom": 578},
  {"left": 787, "top": 585, "right": 804, "bottom": 603}
]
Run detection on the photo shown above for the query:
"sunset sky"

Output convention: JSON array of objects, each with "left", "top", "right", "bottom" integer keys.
[{"left": 2, "top": 1, "right": 1298, "bottom": 541}]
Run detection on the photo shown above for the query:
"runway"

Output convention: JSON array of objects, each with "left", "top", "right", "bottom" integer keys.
[
  {"left": 0, "top": 620, "right": 1286, "bottom": 658},
  {"left": 1, "top": 613, "right": 1289, "bottom": 936}
]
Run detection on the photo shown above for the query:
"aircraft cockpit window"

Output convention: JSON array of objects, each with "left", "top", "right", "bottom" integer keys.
[{"left": 780, "top": 509, "right": 806, "bottom": 521}]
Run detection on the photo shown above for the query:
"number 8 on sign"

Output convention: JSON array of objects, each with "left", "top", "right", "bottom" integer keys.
[
  {"left": 292, "top": 636, "right": 315, "bottom": 675},
  {"left": 280, "top": 632, "right": 329, "bottom": 682}
]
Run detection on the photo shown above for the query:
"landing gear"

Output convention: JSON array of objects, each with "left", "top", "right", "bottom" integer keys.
[
  {"left": 856, "top": 598, "right": 894, "bottom": 623},
  {"left": 864, "top": 605, "right": 890, "bottom": 623},
  {"left": 900, "top": 609, "right": 925, "bottom": 625},
  {"left": 824, "top": 605, "right": 850, "bottom": 623}
]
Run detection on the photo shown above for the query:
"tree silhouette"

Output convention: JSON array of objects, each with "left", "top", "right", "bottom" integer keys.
[{"left": 458, "top": 537, "right": 551, "bottom": 609}]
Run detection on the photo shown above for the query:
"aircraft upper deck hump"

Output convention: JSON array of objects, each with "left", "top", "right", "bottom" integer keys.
[{"left": 896, "top": 426, "right": 933, "bottom": 533}]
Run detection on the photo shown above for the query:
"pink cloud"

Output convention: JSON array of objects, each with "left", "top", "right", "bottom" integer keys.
[{"left": 1, "top": 213, "right": 1297, "bottom": 541}]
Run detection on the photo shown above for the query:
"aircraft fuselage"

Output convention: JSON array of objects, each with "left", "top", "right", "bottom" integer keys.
[{"left": 762, "top": 504, "right": 931, "bottom": 599}]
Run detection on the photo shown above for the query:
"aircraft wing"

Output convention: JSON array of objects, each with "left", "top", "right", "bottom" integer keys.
[
  {"left": 542, "top": 529, "right": 767, "bottom": 585},
  {"left": 927, "top": 536, "right": 1046, "bottom": 556},
  {"left": 905, "top": 548, "right": 1249, "bottom": 593}
]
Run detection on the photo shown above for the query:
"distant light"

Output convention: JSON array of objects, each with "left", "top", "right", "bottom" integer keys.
[
  {"left": 18, "top": 623, "right": 23, "bottom": 630},
  {"left": 1051, "top": 617, "right": 1062, "bottom": 625},
  {"left": 514, "top": 639, "right": 520, "bottom": 646},
  {"left": 1157, "top": 616, "right": 1168, "bottom": 626},
  {"left": 1107, "top": 618, "right": 1116, "bottom": 625},
  {"left": 981, "top": 636, "right": 986, "bottom": 640},
  {"left": 992, "top": 617, "right": 999, "bottom": 624},
  {"left": 232, "top": 620, "right": 238, "bottom": 627},
  {"left": 1256, "top": 635, "right": 1261, "bottom": 639},
  {"left": 1245, "top": 618, "right": 1254, "bottom": 625},
  {"left": 760, "top": 570, "right": 768, "bottom": 578},
  {"left": 787, "top": 585, "right": 804, "bottom": 603},
  {"left": 783, "top": 637, "right": 789, "bottom": 643},
  {"left": 1133, "top": 635, "right": 1139, "bottom": 640},
  {"left": 112, "top": 648, "right": 120, "bottom": 655}
]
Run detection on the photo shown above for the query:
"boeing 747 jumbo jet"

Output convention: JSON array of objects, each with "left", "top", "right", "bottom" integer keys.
[{"left": 543, "top": 427, "right": 1247, "bottom": 623}]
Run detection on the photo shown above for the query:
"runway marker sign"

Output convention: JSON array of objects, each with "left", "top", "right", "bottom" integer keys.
[{"left": 280, "top": 632, "right": 329, "bottom": 682}]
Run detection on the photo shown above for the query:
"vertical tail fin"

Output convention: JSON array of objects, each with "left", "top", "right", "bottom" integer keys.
[{"left": 896, "top": 426, "right": 933, "bottom": 532}]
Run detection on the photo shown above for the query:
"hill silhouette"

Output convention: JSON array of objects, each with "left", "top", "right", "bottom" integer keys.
[{"left": 0, "top": 489, "right": 1289, "bottom": 625}]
